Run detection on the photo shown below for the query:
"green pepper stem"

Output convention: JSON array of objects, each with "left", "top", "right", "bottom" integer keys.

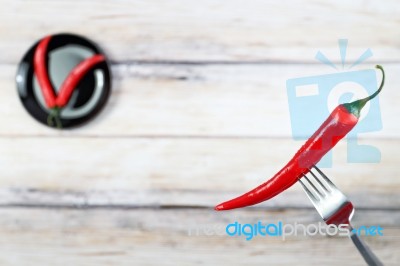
[
  {"left": 343, "top": 65, "right": 385, "bottom": 118},
  {"left": 359, "top": 65, "right": 385, "bottom": 104},
  {"left": 47, "top": 107, "right": 63, "bottom": 129}
]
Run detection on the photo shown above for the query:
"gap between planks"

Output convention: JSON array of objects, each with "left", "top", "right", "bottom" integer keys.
[{"left": 1, "top": 188, "right": 399, "bottom": 210}]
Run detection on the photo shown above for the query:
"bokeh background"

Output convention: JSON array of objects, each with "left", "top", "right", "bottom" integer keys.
[{"left": 0, "top": 1, "right": 399, "bottom": 265}]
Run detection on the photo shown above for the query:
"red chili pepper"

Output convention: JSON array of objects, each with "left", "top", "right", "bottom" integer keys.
[
  {"left": 34, "top": 36, "right": 57, "bottom": 108},
  {"left": 56, "top": 54, "right": 105, "bottom": 107},
  {"left": 33, "top": 35, "right": 106, "bottom": 128},
  {"left": 215, "top": 65, "right": 385, "bottom": 211}
]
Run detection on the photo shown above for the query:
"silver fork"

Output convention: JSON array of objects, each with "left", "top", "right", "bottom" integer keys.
[{"left": 299, "top": 165, "right": 383, "bottom": 266}]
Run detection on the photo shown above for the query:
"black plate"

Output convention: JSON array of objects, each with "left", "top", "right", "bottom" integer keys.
[{"left": 16, "top": 33, "right": 111, "bottom": 129}]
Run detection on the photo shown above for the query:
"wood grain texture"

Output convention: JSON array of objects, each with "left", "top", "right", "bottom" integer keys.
[
  {"left": 0, "top": 208, "right": 399, "bottom": 266},
  {"left": 1, "top": 0, "right": 399, "bottom": 265},
  {"left": 0, "top": 0, "right": 400, "bottom": 64},
  {"left": 0, "top": 137, "right": 398, "bottom": 208},
  {"left": 1, "top": 63, "right": 399, "bottom": 137}
]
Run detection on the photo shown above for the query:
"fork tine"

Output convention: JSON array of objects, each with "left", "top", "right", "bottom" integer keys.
[
  {"left": 308, "top": 168, "right": 330, "bottom": 193},
  {"left": 312, "top": 165, "right": 337, "bottom": 189},
  {"left": 298, "top": 177, "right": 319, "bottom": 202},
  {"left": 301, "top": 173, "right": 324, "bottom": 199}
]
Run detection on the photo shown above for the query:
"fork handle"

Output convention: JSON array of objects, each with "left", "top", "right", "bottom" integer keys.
[{"left": 349, "top": 227, "right": 383, "bottom": 266}]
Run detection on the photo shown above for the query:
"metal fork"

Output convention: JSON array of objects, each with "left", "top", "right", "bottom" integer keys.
[{"left": 299, "top": 165, "right": 383, "bottom": 266}]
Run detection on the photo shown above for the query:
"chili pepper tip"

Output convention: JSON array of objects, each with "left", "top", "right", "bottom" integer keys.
[{"left": 214, "top": 205, "right": 224, "bottom": 211}]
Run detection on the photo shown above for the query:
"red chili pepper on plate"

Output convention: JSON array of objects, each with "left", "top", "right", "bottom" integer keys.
[
  {"left": 34, "top": 36, "right": 57, "bottom": 108},
  {"left": 215, "top": 65, "right": 385, "bottom": 211},
  {"left": 33, "top": 35, "right": 105, "bottom": 128}
]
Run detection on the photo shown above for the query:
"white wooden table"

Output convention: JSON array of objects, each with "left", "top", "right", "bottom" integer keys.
[{"left": 0, "top": 1, "right": 399, "bottom": 265}]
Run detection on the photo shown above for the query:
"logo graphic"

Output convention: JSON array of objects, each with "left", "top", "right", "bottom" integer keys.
[
  {"left": 16, "top": 33, "right": 111, "bottom": 129},
  {"left": 187, "top": 221, "right": 384, "bottom": 241},
  {"left": 224, "top": 221, "right": 384, "bottom": 241},
  {"left": 286, "top": 39, "right": 382, "bottom": 167}
]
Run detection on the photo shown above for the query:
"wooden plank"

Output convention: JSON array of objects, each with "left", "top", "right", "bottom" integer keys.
[
  {"left": 0, "top": 137, "right": 398, "bottom": 208},
  {"left": 0, "top": 208, "right": 398, "bottom": 265},
  {"left": 0, "top": 63, "right": 398, "bottom": 137},
  {"left": 0, "top": 0, "right": 400, "bottom": 64}
]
